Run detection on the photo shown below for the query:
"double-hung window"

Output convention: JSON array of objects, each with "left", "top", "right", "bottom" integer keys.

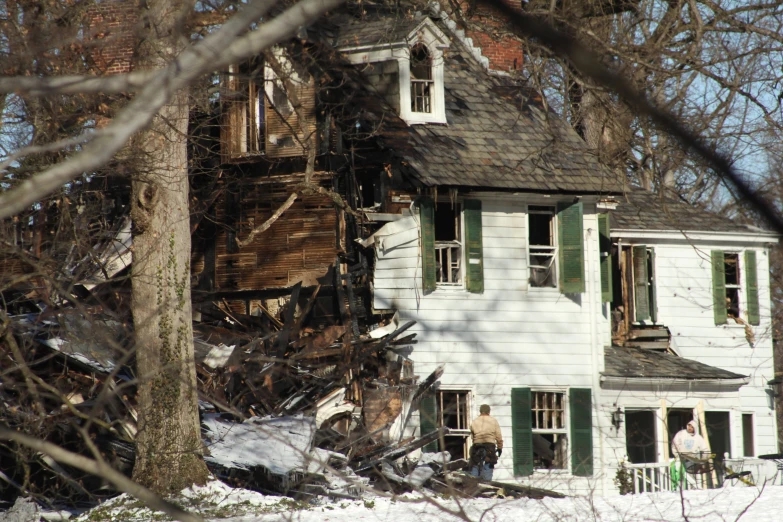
[
  {"left": 419, "top": 198, "right": 483, "bottom": 293},
  {"left": 511, "top": 387, "right": 593, "bottom": 477},
  {"left": 419, "top": 390, "right": 472, "bottom": 459},
  {"left": 711, "top": 250, "right": 759, "bottom": 325},
  {"left": 526, "top": 201, "right": 585, "bottom": 294},
  {"left": 528, "top": 206, "right": 557, "bottom": 287},
  {"left": 531, "top": 391, "right": 568, "bottom": 469},
  {"left": 410, "top": 44, "right": 434, "bottom": 114}
]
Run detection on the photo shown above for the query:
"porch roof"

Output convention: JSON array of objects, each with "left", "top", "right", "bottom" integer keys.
[{"left": 603, "top": 346, "right": 747, "bottom": 381}]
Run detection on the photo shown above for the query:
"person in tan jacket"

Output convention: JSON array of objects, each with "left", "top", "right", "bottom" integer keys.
[{"left": 469, "top": 404, "right": 503, "bottom": 480}]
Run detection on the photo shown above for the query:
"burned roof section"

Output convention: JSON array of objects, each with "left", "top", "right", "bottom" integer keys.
[
  {"left": 329, "top": 9, "right": 624, "bottom": 194},
  {"left": 603, "top": 346, "right": 747, "bottom": 381},
  {"left": 611, "top": 191, "right": 773, "bottom": 234}
]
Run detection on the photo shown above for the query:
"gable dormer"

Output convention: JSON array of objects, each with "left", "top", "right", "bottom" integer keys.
[{"left": 337, "top": 17, "right": 449, "bottom": 125}]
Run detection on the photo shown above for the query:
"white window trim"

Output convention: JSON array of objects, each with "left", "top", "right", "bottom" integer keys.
[{"left": 338, "top": 18, "right": 449, "bottom": 125}]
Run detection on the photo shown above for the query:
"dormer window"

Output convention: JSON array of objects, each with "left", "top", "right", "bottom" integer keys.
[
  {"left": 410, "top": 45, "right": 433, "bottom": 114},
  {"left": 337, "top": 17, "right": 449, "bottom": 125}
]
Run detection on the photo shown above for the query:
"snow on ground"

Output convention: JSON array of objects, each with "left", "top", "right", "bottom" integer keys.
[{"left": 73, "top": 481, "right": 783, "bottom": 522}]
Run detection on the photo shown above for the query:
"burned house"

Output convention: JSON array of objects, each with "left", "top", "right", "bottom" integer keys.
[{"left": 1, "top": 0, "right": 779, "bottom": 502}]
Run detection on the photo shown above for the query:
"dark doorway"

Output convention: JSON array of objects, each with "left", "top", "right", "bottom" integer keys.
[
  {"left": 705, "top": 411, "right": 731, "bottom": 462},
  {"left": 625, "top": 410, "right": 657, "bottom": 463},
  {"left": 667, "top": 408, "right": 693, "bottom": 446}
]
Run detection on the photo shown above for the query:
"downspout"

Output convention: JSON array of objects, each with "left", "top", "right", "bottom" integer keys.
[{"left": 585, "top": 221, "right": 607, "bottom": 496}]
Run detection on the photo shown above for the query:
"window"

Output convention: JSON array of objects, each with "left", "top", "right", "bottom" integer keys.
[
  {"left": 711, "top": 250, "right": 760, "bottom": 325},
  {"left": 221, "top": 50, "right": 316, "bottom": 162},
  {"left": 223, "top": 60, "right": 264, "bottom": 159},
  {"left": 528, "top": 206, "right": 557, "bottom": 287},
  {"left": 724, "top": 253, "right": 741, "bottom": 317},
  {"left": 531, "top": 391, "right": 568, "bottom": 470},
  {"left": 742, "top": 414, "right": 754, "bottom": 457},
  {"left": 510, "top": 387, "right": 593, "bottom": 477},
  {"left": 419, "top": 390, "right": 472, "bottom": 458},
  {"left": 625, "top": 410, "right": 657, "bottom": 464},
  {"left": 705, "top": 411, "right": 730, "bottom": 464},
  {"left": 420, "top": 198, "right": 483, "bottom": 293},
  {"left": 410, "top": 45, "right": 433, "bottom": 114},
  {"left": 434, "top": 203, "right": 461, "bottom": 285},
  {"left": 526, "top": 202, "right": 585, "bottom": 293}
]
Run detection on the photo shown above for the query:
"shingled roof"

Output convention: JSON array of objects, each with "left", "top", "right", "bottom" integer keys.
[
  {"left": 330, "top": 10, "right": 624, "bottom": 194},
  {"left": 603, "top": 346, "right": 747, "bottom": 382},
  {"left": 611, "top": 191, "right": 772, "bottom": 234}
]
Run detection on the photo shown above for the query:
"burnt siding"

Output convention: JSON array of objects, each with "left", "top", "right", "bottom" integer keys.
[{"left": 213, "top": 180, "right": 340, "bottom": 291}]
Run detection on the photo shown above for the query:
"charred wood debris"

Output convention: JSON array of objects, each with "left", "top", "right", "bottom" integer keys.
[{"left": 0, "top": 258, "right": 561, "bottom": 511}]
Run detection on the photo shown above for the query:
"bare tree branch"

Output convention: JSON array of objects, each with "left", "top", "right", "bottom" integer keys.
[
  {"left": 482, "top": 0, "right": 783, "bottom": 234},
  {"left": 0, "top": 72, "right": 157, "bottom": 96},
  {"left": 236, "top": 191, "right": 298, "bottom": 248},
  {"left": 0, "top": 0, "right": 346, "bottom": 219},
  {"left": 0, "top": 427, "right": 204, "bottom": 522}
]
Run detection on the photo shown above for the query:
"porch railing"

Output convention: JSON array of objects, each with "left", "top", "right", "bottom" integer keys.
[
  {"left": 625, "top": 457, "right": 780, "bottom": 494},
  {"left": 625, "top": 461, "right": 674, "bottom": 494}
]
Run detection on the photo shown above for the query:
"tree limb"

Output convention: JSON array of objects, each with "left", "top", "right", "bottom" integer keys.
[
  {"left": 236, "top": 191, "right": 298, "bottom": 248},
  {"left": 0, "top": 0, "right": 346, "bottom": 220},
  {"left": 0, "top": 428, "right": 204, "bottom": 522},
  {"left": 0, "top": 72, "right": 157, "bottom": 96}
]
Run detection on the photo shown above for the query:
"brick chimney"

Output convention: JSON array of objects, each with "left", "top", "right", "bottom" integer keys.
[
  {"left": 447, "top": 0, "right": 526, "bottom": 73},
  {"left": 86, "top": 1, "right": 139, "bottom": 75}
]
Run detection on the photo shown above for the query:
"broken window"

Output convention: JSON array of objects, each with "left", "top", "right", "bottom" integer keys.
[
  {"left": 438, "top": 390, "right": 471, "bottom": 460},
  {"left": 724, "top": 253, "right": 741, "bottom": 317},
  {"left": 221, "top": 50, "right": 316, "bottom": 162},
  {"left": 528, "top": 206, "right": 557, "bottom": 287},
  {"left": 410, "top": 44, "right": 433, "bottom": 114},
  {"left": 531, "top": 391, "right": 568, "bottom": 470},
  {"left": 625, "top": 410, "right": 657, "bottom": 464},
  {"left": 222, "top": 60, "right": 265, "bottom": 160},
  {"left": 712, "top": 250, "right": 760, "bottom": 325},
  {"left": 434, "top": 203, "right": 462, "bottom": 285}
]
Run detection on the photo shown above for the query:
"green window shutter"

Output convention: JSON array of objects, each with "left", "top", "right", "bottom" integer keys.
[
  {"left": 598, "top": 214, "right": 612, "bottom": 302},
  {"left": 632, "top": 245, "right": 650, "bottom": 322},
  {"left": 557, "top": 201, "right": 585, "bottom": 294},
  {"left": 745, "top": 250, "right": 760, "bottom": 326},
  {"left": 463, "top": 199, "right": 484, "bottom": 294},
  {"left": 569, "top": 388, "right": 593, "bottom": 477},
  {"left": 419, "top": 394, "right": 439, "bottom": 453},
  {"left": 511, "top": 388, "right": 534, "bottom": 476},
  {"left": 711, "top": 250, "right": 727, "bottom": 325},
  {"left": 419, "top": 197, "right": 436, "bottom": 293},
  {"left": 649, "top": 248, "right": 658, "bottom": 323}
]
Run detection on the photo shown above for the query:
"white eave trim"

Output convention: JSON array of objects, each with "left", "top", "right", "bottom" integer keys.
[
  {"left": 600, "top": 375, "right": 750, "bottom": 387},
  {"left": 611, "top": 228, "right": 779, "bottom": 243}
]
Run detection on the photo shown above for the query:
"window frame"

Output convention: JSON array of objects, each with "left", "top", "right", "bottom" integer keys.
[
  {"left": 433, "top": 202, "right": 464, "bottom": 287},
  {"left": 437, "top": 389, "right": 472, "bottom": 460},
  {"left": 527, "top": 205, "right": 559, "bottom": 290},
  {"left": 723, "top": 252, "right": 743, "bottom": 319},
  {"left": 742, "top": 412, "right": 755, "bottom": 457},
  {"left": 531, "top": 390, "right": 569, "bottom": 471}
]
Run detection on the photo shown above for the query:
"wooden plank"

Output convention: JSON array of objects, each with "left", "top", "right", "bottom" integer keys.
[
  {"left": 624, "top": 341, "right": 670, "bottom": 350},
  {"left": 628, "top": 328, "right": 670, "bottom": 339}
]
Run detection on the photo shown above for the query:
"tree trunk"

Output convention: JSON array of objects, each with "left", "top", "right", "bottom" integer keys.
[{"left": 130, "top": 0, "right": 209, "bottom": 494}]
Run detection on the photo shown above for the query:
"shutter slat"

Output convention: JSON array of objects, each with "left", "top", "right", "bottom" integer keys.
[
  {"left": 463, "top": 199, "right": 484, "bottom": 293},
  {"left": 419, "top": 394, "right": 439, "bottom": 453},
  {"left": 745, "top": 250, "right": 760, "bottom": 326},
  {"left": 598, "top": 214, "right": 612, "bottom": 302},
  {"left": 712, "top": 250, "right": 727, "bottom": 325},
  {"left": 557, "top": 202, "right": 585, "bottom": 294},
  {"left": 420, "top": 198, "right": 436, "bottom": 292},
  {"left": 511, "top": 388, "right": 533, "bottom": 476},
  {"left": 569, "top": 388, "right": 593, "bottom": 477},
  {"left": 633, "top": 245, "right": 650, "bottom": 322}
]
